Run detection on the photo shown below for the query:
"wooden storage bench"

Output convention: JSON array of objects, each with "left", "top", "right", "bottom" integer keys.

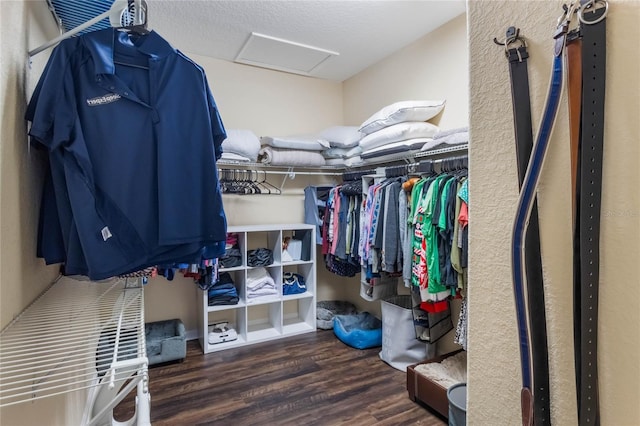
[{"left": 406, "top": 349, "right": 464, "bottom": 419}]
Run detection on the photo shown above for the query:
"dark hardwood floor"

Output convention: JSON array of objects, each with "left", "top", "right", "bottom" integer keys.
[{"left": 114, "top": 330, "right": 446, "bottom": 425}]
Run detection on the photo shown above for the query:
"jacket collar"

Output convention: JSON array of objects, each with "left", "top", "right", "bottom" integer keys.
[{"left": 83, "top": 28, "right": 174, "bottom": 75}]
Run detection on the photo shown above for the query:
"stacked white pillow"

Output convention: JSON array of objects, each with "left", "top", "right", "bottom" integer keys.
[
  {"left": 319, "top": 126, "right": 363, "bottom": 148},
  {"left": 318, "top": 126, "right": 365, "bottom": 167},
  {"left": 220, "top": 129, "right": 261, "bottom": 162},
  {"left": 357, "top": 100, "right": 446, "bottom": 162},
  {"left": 359, "top": 122, "right": 439, "bottom": 152}
]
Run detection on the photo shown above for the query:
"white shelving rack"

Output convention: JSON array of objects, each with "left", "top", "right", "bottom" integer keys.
[
  {"left": 0, "top": 276, "right": 150, "bottom": 425},
  {"left": 197, "top": 224, "right": 316, "bottom": 354}
]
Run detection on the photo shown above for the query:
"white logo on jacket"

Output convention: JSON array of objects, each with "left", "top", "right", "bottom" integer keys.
[{"left": 86, "top": 93, "right": 121, "bottom": 106}]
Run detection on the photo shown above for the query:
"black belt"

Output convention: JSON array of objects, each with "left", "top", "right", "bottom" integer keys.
[
  {"left": 501, "top": 27, "right": 551, "bottom": 426},
  {"left": 575, "top": 2, "right": 608, "bottom": 424},
  {"left": 505, "top": 11, "right": 569, "bottom": 422}
]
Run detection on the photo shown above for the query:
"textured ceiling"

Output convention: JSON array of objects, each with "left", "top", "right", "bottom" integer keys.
[
  {"left": 46, "top": 0, "right": 466, "bottom": 81},
  {"left": 146, "top": 0, "right": 467, "bottom": 81}
]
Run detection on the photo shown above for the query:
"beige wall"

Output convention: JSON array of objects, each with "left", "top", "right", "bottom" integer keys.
[
  {"left": 344, "top": 13, "right": 469, "bottom": 130},
  {"left": 188, "top": 54, "right": 344, "bottom": 136},
  {"left": 0, "top": 3, "right": 89, "bottom": 425},
  {"left": 468, "top": 1, "right": 640, "bottom": 425},
  {"left": 0, "top": 1, "right": 61, "bottom": 328}
]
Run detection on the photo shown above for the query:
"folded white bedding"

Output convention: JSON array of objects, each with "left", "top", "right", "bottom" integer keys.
[
  {"left": 361, "top": 151, "right": 421, "bottom": 165},
  {"left": 245, "top": 268, "right": 278, "bottom": 302},
  {"left": 319, "top": 126, "right": 363, "bottom": 148},
  {"left": 324, "top": 156, "right": 364, "bottom": 167},
  {"left": 360, "top": 138, "right": 432, "bottom": 159},
  {"left": 324, "top": 158, "right": 345, "bottom": 166},
  {"left": 246, "top": 267, "right": 274, "bottom": 288},
  {"left": 421, "top": 131, "right": 469, "bottom": 152},
  {"left": 246, "top": 280, "right": 277, "bottom": 292},
  {"left": 260, "top": 135, "right": 329, "bottom": 151},
  {"left": 359, "top": 121, "right": 439, "bottom": 152},
  {"left": 322, "top": 146, "right": 363, "bottom": 159},
  {"left": 359, "top": 100, "right": 446, "bottom": 135},
  {"left": 222, "top": 129, "right": 261, "bottom": 161},
  {"left": 247, "top": 287, "right": 279, "bottom": 299},
  {"left": 433, "top": 126, "right": 469, "bottom": 139},
  {"left": 258, "top": 146, "right": 326, "bottom": 167},
  {"left": 220, "top": 152, "right": 251, "bottom": 162}
]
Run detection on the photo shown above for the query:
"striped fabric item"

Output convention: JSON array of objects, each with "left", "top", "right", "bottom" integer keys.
[{"left": 49, "top": 0, "right": 115, "bottom": 34}]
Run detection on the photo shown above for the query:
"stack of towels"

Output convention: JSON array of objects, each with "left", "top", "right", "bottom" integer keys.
[
  {"left": 258, "top": 135, "right": 328, "bottom": 167},
  {"left": 246, "top": 267, "right": 279, "bottom": 302}
]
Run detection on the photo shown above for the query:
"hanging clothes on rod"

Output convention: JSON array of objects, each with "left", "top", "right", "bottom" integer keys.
[
  {"left": 26, "top": 3, "right": 229, "bottom": 280},
  {"left": 307, "top": 153, "right": 469, "bottom": 297},
  {"left": 321, "top": 181, "right": 362, "bottom": 278},
  {"left": 403, "top": 158, "right": 467, "bottom": 344}
]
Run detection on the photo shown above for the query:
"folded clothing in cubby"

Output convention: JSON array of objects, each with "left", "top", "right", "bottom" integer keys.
[
  {"left": 208, "top": 272, "right": 239, "bottom": 306},
  {"left": 246, "top": 267, "right": 278, "bottom": 300},
  {"left": 247, "top": 248, "right": 273, "bottom": 267},
  {"left": 219, "top": 233, "right": 242, "bottom": 268},
  {"left": 283, "top": 272, "right": 306, "bottom": 295}
]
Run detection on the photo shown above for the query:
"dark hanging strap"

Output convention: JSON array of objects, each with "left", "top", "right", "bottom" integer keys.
[
  {"left": 566, "top": 31, "right": 583, "bottom": 219},
  {"left": 566, "top": 27, "right": 585, "bottom": 426},
  {"left": 576, "top": 2, "right": 607, "bottom": 425},
  {"left": 509, "top": 5, "right": 571, "bottom": 420},
  {"left": 504, "top": 28, "right": 551, "bottom": 426}
]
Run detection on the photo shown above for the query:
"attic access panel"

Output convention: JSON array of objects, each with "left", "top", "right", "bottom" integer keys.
[{"left": 235, "top": 32, "right": 339, "bottom": 76}]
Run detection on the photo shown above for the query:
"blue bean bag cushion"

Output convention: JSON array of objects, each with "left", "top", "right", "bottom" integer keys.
[{"left": 333, "top": 312, "right": 382, "bottom": 349}]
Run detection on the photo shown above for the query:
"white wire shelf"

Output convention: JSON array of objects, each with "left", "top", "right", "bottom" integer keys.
[
  {"left": 0, "top": 276, "right": 147, "bottom": 410},
  {"left": 217, "top": 144, "right": 468, "bottom": 192},
  {"left": 218, "top": 144, "right": 468, "bottom": 172}
]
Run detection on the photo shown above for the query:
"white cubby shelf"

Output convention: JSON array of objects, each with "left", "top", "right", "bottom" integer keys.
[{"left": 197, "top": 224, "right": 317, "bottom": 353}]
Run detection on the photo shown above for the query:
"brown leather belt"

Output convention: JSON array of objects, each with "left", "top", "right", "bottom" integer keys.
[{"left": 567, "top": 2, "right": 608, "bottom": 425}]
